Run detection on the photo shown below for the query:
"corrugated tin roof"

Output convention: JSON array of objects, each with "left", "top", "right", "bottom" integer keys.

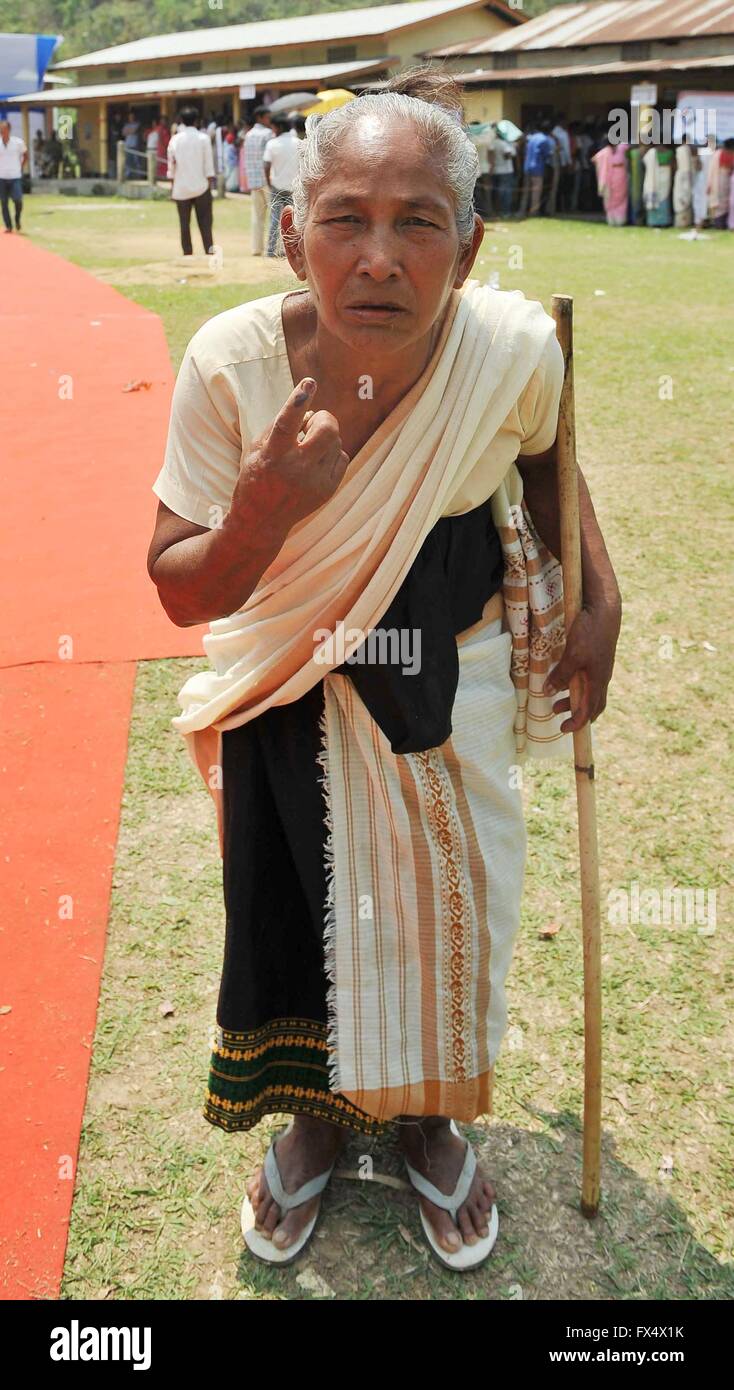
[
  {"left": 53, "top": 1, "right": 518, "bottom": 70},
  {"left": 456, "top": 49, "right": 734, "bottom": 80},
  {"left": 10, "top": 58, "right": 389, "bottom": 105},
  {"left": 431, "top": 0, "right": 734, "bottom": 54}
]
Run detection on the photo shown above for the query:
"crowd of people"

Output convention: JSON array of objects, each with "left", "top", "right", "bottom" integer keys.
[
  {"left": 475, "top": 110, "right": 734, "bottom": 231},
  {"left": 34, "top": 98, "right": 729, "bottom": 244},
  {"left": 591, "top": 132, "right": 734, "bottom": 231},
  {"left": 159, "top": 103, "right": 305, "bottom": 258},
  {"left": 29, "top": 98, "right": 734, "bottom": 246},
  {"left": 31, "top": 127, "right": 84, "bottom": 178},
  {"left": 144, "top": 100, "right": 734, "bottom": 255}
]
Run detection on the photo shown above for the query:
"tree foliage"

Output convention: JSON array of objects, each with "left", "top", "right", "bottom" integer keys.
[{"left": 0, "top": 0, "right": 573, "bottom": 61}]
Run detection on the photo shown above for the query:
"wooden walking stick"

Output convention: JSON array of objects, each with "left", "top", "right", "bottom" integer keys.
[{"left": 551, "top": 294, "right": 602, "bottom": 1218}]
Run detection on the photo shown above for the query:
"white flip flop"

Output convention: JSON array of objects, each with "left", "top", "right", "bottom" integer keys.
[
  {"left": 403, "top": 1119, "right": 499, "bottom": 1271},
  {"left": 240, "top": 1120, "right": 337, "bottom": 1266}
]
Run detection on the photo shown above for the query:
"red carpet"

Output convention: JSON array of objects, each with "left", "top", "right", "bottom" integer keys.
[{"left": 0, "top": 236, "right": 208, "bottom": 1298}]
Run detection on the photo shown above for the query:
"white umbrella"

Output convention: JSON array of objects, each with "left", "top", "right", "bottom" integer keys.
[{"left": 267, "top": 92, "right": 317, "bottom": 115}]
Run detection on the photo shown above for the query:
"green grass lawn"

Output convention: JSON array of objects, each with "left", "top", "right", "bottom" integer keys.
[{"left": 25, "top": 193, "right": 733, "bottom": 1301}]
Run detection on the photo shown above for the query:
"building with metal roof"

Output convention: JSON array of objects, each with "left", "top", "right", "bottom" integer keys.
[
  {"left": 50, "top": 2, "right": 522, "bottom": 70},
  {"left": 426, "top": 0, "right": 734, "bottom": 129},
  {"left": 7, "top": 0, "right": 522, "bottom": 177},
  {"left": 13, "top": 0, "right": 730, "bottom": 182},
  {"left": 454, "top": 0, "right": 734, "bottom": 50}
]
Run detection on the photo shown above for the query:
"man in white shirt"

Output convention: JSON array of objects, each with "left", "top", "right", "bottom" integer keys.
[
  {"left": 490, "top": 132, "right": 517, "bottom": 218},
  {"left": 263, "top": 116, "right": 303, "bottom": 257},
  {"left": 167, "top": 106, "right": 216, "bottom": 254},
  {"left": 0, "top": 121, "right": 27, "bottom": 233}
]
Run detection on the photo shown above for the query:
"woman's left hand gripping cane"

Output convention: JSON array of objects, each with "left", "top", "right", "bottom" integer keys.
[{"left": 543, "top": 599, "right": 621, "bottom": 734}]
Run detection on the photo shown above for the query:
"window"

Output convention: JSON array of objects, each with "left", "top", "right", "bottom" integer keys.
[
  {"left": 107, "top": 67, "right": 126, "bottom": 78},
  {"left": 327, "top": 45, "right": 357, "bottom": 63},
  {"left": 180, "top": 60, "right": 202, "bottom": 74},
  {"left": 494, "top": 53, "right": 518, "bottom": 70},
  {"left": 253, "top": 53, "right": 271, "bottom": 67}
]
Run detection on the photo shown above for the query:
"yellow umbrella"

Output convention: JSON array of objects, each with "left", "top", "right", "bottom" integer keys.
[{"left": 301, "top": 88, "right": 356, "bottom": 117}]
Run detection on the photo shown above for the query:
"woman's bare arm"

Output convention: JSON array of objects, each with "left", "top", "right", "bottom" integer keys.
[
  {"left": 146, "top": 495, "right": 293, "bottom": 628},
  {"left": 147, "top": 377, "right": 349, "bottom": 628}
]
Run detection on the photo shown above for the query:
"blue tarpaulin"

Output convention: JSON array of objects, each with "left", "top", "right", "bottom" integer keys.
[{"left": 0, "top": 32, "right": 61, "bottom": 99}]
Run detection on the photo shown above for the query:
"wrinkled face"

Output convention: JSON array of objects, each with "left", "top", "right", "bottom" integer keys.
[{"left": 282, "top": 115, "right": 483, "bottom": 356}]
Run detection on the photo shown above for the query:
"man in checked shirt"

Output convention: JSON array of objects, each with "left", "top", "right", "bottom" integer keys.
[{"left": 244, "top": 106, "right": 274, "bottom": 255}]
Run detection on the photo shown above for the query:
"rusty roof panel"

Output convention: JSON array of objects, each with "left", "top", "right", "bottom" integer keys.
[
  {"left": 456, "top": 50, "right": 734, "bottom": 80},
  {"left": 431, "top": 1, "right": 734, "bottom": 54}
]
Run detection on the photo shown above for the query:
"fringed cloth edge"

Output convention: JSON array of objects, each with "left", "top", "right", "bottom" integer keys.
[{"left": 316, "top": 606, "right": 529, "bottom": 1123}]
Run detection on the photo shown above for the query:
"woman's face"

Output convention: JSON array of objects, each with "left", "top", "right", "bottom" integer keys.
[{"left": 282, "top": 115, "right": 484, "bottom": 358}]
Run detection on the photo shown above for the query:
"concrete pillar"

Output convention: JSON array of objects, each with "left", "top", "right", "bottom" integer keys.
[
  {"left": 21, "top": 106, "right": 30, "bottom": 155},
  {"left": 99, "top": 101, "right": 108, "bottom": 178},
  {"left": 116, "top": 140, "right": 125, "bottom": 184},
  {"left": 233, "top": 90, "right": 241, "bottom": 124}
]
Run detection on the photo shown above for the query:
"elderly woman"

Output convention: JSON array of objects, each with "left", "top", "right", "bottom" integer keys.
[{"left": 147, "top": 69, "right": 621, "bottom": 1272}]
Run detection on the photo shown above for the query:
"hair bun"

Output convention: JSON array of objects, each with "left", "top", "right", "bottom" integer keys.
[{"left": 375, "top": 66, "right": 465, "bottom": 123}]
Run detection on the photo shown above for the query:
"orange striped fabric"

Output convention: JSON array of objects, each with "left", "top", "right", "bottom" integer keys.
[
  {"left": 491, "top": 484, "right": 571, "bottom": 757},
  {"left": 316, "top": 609, "right": 532, "bottom": 1123}
]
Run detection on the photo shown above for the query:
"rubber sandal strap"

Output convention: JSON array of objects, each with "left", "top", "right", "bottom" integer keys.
[
  {"left": 404, "top": 1141, "right": 476, "bottom": 1219},
  {"left": 263, "top": 1134, "right": 335, "bottom": 1213}
]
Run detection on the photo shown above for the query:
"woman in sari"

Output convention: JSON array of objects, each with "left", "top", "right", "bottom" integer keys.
[
  {"left": 705, "top": 139, "right": 734, "bottom": 228},
  {"left": 693, "top": 137, "right": 714, "bottom": 229},
  {"left": 592, "top": 139, "right": 629, "bottom": 226},
  {"left": 146, "top": 69, "right": 621, "bottom": 1272},
  {"left": 155, "top": 116, "right": 170, "bottom": 181},
  {"left": 627, "top": 143, "right": 644, "bottom": 226},
  {"left": 224, "top": 129, "right": 240, "bottom": 193},
  {"left": 673, "top": 142, "right": 694, "bottom": 228},
  {"left": 643, "top": 145, "right": 675, "bottom": 227}
]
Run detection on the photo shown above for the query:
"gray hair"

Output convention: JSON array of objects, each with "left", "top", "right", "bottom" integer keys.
[{"left": 288, "top": 92, "right": 480, "bottom": 250}]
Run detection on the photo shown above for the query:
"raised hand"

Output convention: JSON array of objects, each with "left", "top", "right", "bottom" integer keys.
[{"left": 231, "top": 378, "right": 350, "bottom": 530}]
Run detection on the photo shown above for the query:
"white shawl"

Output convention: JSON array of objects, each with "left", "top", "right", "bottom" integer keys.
[{"left": 171, "top": 279, "right": 572, "bottom": 839}]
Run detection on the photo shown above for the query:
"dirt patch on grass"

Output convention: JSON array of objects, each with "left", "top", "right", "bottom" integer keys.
[{"left": 101, "top": 255, "right": 293, "bottom": 288}]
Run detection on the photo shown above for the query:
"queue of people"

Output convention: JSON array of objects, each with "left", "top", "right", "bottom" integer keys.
[
  {"left": 18, "top": 98, "right": 734, "bottom": 241},
  {"left": 472, "top": 112, "right": 603, "bottom": 219},
  {"left": 116, "top": 97, "right": 734, "bottom": 258},
  {"left": 592, "top": 134, "right": 734, "bottom": 231},
  {"left": 473, "top": 110, "right": 734, "bottom": 231}
]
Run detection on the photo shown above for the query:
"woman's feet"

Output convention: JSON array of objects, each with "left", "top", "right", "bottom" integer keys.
[
  {"left": 243, "top": 1112, "right": 495, "bottom": 1262},
  {"left": 245, "top": 1114, "right": 347, "bottom": 1253},
  {"left": 397, "top": 1116, "right": 496, "bottom": 1256}
]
